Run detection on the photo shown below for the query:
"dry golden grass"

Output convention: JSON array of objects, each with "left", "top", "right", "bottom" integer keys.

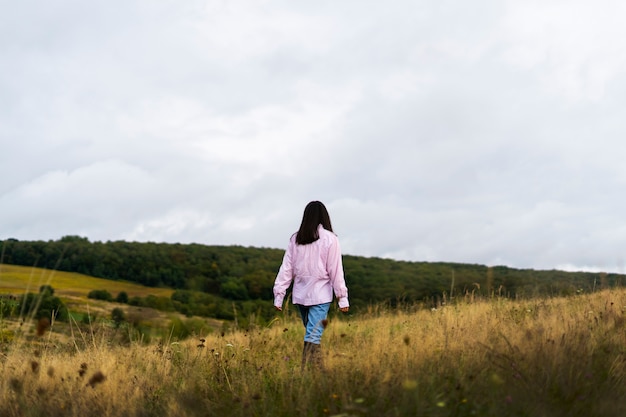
[{"left": 3, "top": 288, "right": 626, "bottom": 416}]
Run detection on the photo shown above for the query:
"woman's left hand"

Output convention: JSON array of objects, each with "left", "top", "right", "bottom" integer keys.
[{"left": 339, "top": 307, "right": 349, "bottom": 313}]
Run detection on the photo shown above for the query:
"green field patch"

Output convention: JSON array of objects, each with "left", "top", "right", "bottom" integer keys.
[{"left": 0, "top": 264, "right": 174, "bottom": 299}]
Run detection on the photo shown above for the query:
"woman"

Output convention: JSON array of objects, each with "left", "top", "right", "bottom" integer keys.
[{"left": 273, "top": 201, "right": 350, "bottom": 370}]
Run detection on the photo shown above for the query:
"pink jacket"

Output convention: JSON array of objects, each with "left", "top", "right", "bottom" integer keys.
[{"left": 273, "top": 225, "right": 349, "bottom": 308}]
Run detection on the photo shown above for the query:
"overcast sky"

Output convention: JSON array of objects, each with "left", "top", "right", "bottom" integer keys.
[{"left": 2, "top": 0, "right": 626, "bottom": 273}]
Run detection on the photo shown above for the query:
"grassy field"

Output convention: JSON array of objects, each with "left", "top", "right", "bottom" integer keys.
[
  {"left": 2, "top": 283, "right": 626, "bottom": 416},
  {"left": 0, "top": 264, "right": 174, "bottom": 298},
  {"left": 0, "top": 264, "right": 175, "bottom": 318},
  {"left": 0, "top": 264, "right": 226, "bottom": 340}
]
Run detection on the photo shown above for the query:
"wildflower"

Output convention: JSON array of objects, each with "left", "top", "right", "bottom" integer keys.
[
  {"left": 403, "top": 335, "right": 410, "bottom": 346},
  {"left": 31, "top": 360, "right": 40, "bottom": 374},
  {"left": 402, "top": 379, "right": 417, "bottom": 390},
  {"left": 491, "top": 373, "right": 504, "bottom": 385}
]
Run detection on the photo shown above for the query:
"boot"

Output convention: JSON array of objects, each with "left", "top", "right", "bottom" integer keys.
[
  {"left": 301, "top": 341, "right": 314, "bottom": 371},
  {"left": 310, "top": 342, "right": 325, "bottom": 371},
  {"left": 301, "top": 341, "right": 324, "bottom": 371}
]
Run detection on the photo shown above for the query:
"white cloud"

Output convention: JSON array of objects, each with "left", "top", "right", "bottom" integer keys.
[
  {"left": 499, "top": 0, "right": 626, "bottom": 102},
  {"left": 2, "top": 0, "right": 626, "bottom": 273}
]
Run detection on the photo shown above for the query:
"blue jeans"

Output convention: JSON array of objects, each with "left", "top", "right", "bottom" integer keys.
[{"left": 297, "top": 303, "right": 331, "bottom": 344}]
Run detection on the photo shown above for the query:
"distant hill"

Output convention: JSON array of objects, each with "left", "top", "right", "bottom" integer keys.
[
  {"left": 0, "top": 263, "right": 224, "bottom": 339},
  {"left": 2, "top": 236, "right": 624, "bottom": 314},
  {"left": 0, "top": 263, "right": 173, "bottom": 319},
  {"left": 0, "top": 263, "right": 174, "bottom": 299}
]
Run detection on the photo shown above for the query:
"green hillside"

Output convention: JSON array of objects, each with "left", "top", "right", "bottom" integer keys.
[
  {"left": 0, "top": 264, "right": 174, "bottom": 299},
  {"left": 2, "top": 236, "right": 625, "bottom": 324}
]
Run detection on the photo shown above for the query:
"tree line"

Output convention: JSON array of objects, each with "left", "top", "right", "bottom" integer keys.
[{"left": 2, "top": 236, "right": 624, "bottom": 322}]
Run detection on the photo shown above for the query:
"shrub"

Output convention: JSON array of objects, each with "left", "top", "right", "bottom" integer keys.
[
  {"left": 88, "top": 289, "right": 114, "bottom": 302},
  {"left": 111, "top": 307, "right": 126, "bottom": 328},
  {"left": 115, "top": 291, "right": 129, "bottom": 304},
  {"left": 17, "top": 289, "right": 69, "bottom": 322}
]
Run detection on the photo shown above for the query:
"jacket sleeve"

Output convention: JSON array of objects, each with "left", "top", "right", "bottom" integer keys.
[
  {"left": 273, "top": 238, "right": 295, "bottom": 308},
  {"left": 327, "top": 236, "right": 349, "bottom": 308}
]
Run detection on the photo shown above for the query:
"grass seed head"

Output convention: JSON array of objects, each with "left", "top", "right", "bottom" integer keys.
[
  {"left": 87, "top": 371, "right": 106, "bottom": 388},
  {"left": 36, "top": 318, "right": 50, "bottom": 336},
  {"left": 78, "top": 362, "right": 88, "bottom": 377},
  {"left": 9, "top": 378, "right": 23, "bottom": 393}
]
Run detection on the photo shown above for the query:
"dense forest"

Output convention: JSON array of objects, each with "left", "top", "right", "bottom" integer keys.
[{"left": 2, "top": 236, "right": 624, "bottom": 323}]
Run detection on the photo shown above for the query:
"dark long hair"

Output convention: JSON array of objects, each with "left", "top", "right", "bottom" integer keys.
[{"left": 295, "top": 201, "right": 334, "bottom": 245}]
